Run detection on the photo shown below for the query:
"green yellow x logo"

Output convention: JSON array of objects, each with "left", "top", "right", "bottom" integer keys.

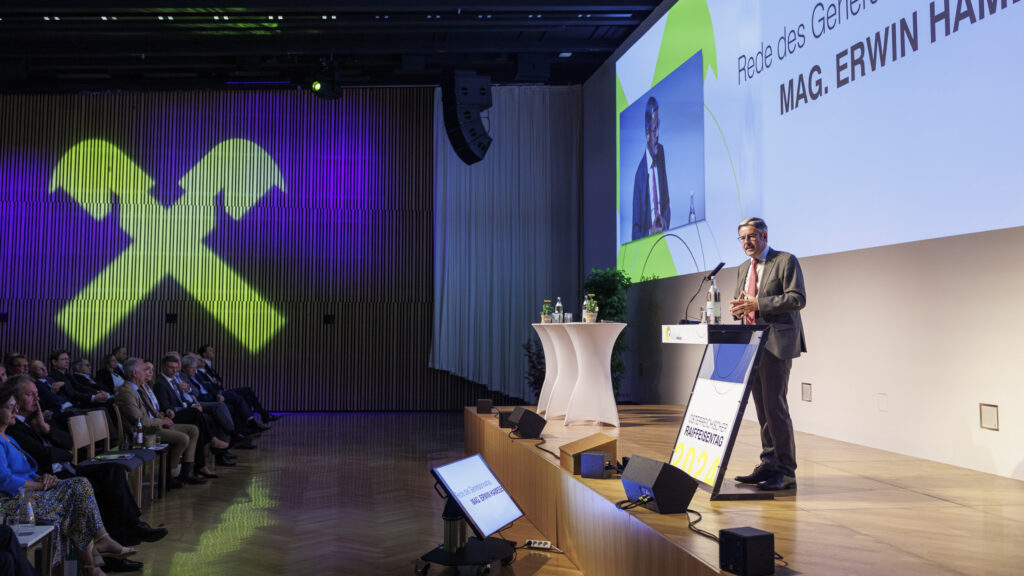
[{"left": 49, "top": 138, "right": 286, "bottom": 353}]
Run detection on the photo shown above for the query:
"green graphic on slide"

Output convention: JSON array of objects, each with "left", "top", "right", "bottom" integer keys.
[
  {"left": 618, "top": 234, "right": 678, "bottom": 280},
  {"left": 49, "top": 138, "right": 286, "bottom": 353},
  {"left": 653, "top": 0, "right": 718, "bottom": 85},
  {"left": 616, "top": 0, "right": 719, "bottom": 282}
]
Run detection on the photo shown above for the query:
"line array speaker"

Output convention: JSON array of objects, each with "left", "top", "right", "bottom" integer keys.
[{"left": 442, "top": 70, "right": 493, "bottom": 165}]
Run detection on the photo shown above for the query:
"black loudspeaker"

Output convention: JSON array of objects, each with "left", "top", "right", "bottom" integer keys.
[
  {"left": 719, "top": 527, "right": 774, "bottom": 576},
  {"left": 442, "top": 70, "right": 493, "bottom": 165},
  {"left": 476, "top": 399, "right": 493, "bottom": 414},
  {"left": 620, "top": 454, "right": 698, "bottom": 514},
  {"left": 497, "top": 410, "right": 514, "bottom": 428},
  {"left": 509, "top": 407, "right": 546, "bottom": 439},
  {"left": 580, "top": 451, "right": 613, "bottom": 479}
]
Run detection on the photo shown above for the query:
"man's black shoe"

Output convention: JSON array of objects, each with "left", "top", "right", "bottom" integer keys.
[
  {"left": 182, "top": 475, "right": 208, "bottom": 485},
  {"left": 758, "top": 472, "right": 797, "bottom": 491},
  {"left": 215, "top": 455, "right": 237, "bottom": 467},
  {"left": 233, "top": 440, "right": 257, "bottom": 450},
  {"left": 734, "top": 465, "right": 776, "bottom": 485},
  {"left": 265, "top": 413, "right": 281, "bottom": 422},
  {"left": 166, "top": 477, "right": 184, "bottom": 490},
  {"left": 103, "top": 557, "right": 144, "bottom": 573},
  {"left": 131, "top": 522, "right": 168, "bottom": 543},
  {"left": 229, "top": 434, "right": 254, "bottom": 448}
]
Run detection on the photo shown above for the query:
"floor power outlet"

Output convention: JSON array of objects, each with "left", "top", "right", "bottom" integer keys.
[{"left": 525, "top": 540, "right": 552, "bottom": 550}]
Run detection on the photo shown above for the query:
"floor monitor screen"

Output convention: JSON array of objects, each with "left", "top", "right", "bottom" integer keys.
[{"left": 432, "top": 454, "right": 523, "bottom": 538}]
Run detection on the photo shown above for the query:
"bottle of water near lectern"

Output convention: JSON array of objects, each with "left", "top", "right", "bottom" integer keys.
[
  {"left": 582, "top": 294, "right": 590, "bottom": 318},
  {"left": 706, "top": 277, "right": 722, "bottom": 324},
  {"left": 554, "top": 297, "right": 563, "bottom": 323},
  {"left": 135, "top": 421, "right": 144, "bottom": 447}
]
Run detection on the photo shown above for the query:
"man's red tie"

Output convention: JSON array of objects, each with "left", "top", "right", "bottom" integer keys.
[{"left": 745, "top": 259, "right": 758, "bottom": 325}]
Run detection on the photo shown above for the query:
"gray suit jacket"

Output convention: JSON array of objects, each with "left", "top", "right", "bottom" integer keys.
[{"left": 734, "top": 248, "right": 807, "bottom": 359}]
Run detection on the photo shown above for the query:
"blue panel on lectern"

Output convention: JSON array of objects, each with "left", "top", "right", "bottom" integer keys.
[{"left": 701, "top": 343, "right": 757, "bottom": 383}]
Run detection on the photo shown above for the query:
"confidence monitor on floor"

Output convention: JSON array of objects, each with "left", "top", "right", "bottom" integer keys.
[
  {"left": 432, "top": 454, "right": 523, "bottom": 538},
  {"left": 423, "top": 454, "right": 521, "bottom": 569}
]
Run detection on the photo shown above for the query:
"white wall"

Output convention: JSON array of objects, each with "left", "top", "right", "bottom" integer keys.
[{"left": 619, "top": 226, "right": 1024, "bottom": 480}]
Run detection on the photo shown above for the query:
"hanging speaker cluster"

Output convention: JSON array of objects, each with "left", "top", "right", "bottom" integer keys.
[{"left": 442, "top": 70, "right": 493, "bottom": 165}]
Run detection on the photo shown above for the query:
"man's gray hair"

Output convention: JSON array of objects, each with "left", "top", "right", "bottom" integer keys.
[
  {"left": 738, "top": 217, "right": 768, "bottom": 234},
  {"left": 124, "top": 357, "right": 144, "bottom": 380},
  {"left": 181, "top": 354, "right": 202, "bottom": 371},
  {"left": 9, "top": 374, "right": 34, "bottom": 394}
]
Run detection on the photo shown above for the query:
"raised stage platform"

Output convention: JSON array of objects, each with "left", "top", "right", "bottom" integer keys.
[{"left": 466, "top": 405, "right": 1024, "bottom": 576}]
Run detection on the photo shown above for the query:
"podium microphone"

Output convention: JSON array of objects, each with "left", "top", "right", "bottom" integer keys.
[
  {"left": 680, "top": 262, "right": 726, "bottom": 324},
  {"left": 704, "top": 261, "right": 725, "bottom": 280}
]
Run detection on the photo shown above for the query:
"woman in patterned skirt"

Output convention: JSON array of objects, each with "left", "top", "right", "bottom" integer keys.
[{"left": 0, "top": 384, "right": 135, "bottom": 575}]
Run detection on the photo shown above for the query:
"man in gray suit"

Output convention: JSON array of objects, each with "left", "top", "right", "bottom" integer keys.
[{"left": 729, "top": 217, "right": 806, "bottom": 490}]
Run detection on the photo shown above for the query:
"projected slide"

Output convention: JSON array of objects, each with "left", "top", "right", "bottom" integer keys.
[
  {"left": 616, "top": 0, "right": 1024, "bottom": 282},
  {"left": 619, "top": 51, "right": 706, "bottom": 242}
]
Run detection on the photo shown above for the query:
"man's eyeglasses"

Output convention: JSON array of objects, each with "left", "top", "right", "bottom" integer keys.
[{"left": 737, "top": 234, "right": 762, "bottom": 243}]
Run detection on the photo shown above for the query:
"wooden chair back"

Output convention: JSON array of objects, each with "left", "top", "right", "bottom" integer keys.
[
  {"left": 86, "top": 409, "right": 111, "bottom": 452},
  {"left": 67, "top": 414, "right": 94, "bottom": 465},
  {"left": 113, "top": 404, "right": 130, "bottom": 447}
]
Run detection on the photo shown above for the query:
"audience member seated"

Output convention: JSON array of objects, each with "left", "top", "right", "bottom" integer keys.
[
  {"left": 47, "top": 351, "right": 108, "bottom": 410},
  {"left": 158, "top": 355, "right": 240, "bottom": 466},
  {"left": 177, "top": 355, "right": 250, "bottom": 452},
  {"left": 189, "top": 350, "right": 271, "bottom": 435},
  {"left": 0, "top": 384, "right": 136, "bottom": 576},
  {"left": 3, "top": 355, "right": 28, "bottom": 379},
  {"left": 181, "top": 355, "right": 265, "bottom": 440},
  {"left": 6, "top": 377, "right": 161, "bottom": 571},
  {"left": 197, "top": 345, "right": 278, "bottom": 425},
  {"left": 114, "top": 359, "right": 202, "bottom": 488},
  {"left": 151, "top": 357, "right": 222, "bottom": 479},
  {"left": 72, "top": 358, "right": 120, "bottom": 437},
  {"left": 70, "top": 358, "right": 112, "bottom": 404},
  {"left": 93, "top": 354, "right": 123, "bottom": 395},
  {"left": 28, "top": 360, "right": 78, "bottom": 429}
]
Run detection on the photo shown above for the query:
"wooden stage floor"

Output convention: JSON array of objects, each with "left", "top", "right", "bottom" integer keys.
[
  {"left": 135, "top": 412, "right": 581, "bottom": 576},
  {"left": 467, "top": 405, "right": 1024, "bottom": 576}
]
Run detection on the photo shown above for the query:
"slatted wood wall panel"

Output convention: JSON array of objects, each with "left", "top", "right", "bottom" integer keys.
[{"left": 0, "top": 88, "right": 481, "bottom": 410}]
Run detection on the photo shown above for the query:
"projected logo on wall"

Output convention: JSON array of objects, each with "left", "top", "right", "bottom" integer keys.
[{"left": 49, "top": 138, "right": 286, "bottom": 353}]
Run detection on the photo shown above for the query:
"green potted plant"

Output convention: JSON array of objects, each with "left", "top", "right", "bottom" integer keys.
[
  {"left": 583, "top": 293, "right": 599, "bottom": 323},
  {"left": 540, "top": 299, "right": 553, "bottom": 323},
  {"left": 583, "top": 268, "right": 632, "bottom": 397}
]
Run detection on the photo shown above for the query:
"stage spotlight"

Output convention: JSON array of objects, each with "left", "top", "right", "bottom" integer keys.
[{"left": 309, "top": 73, "right": 342, "bottom": 100}]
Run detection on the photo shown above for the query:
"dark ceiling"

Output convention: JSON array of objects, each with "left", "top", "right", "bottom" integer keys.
[{"left": 0, "top": 1, "right": 658, "bottom": 93}]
